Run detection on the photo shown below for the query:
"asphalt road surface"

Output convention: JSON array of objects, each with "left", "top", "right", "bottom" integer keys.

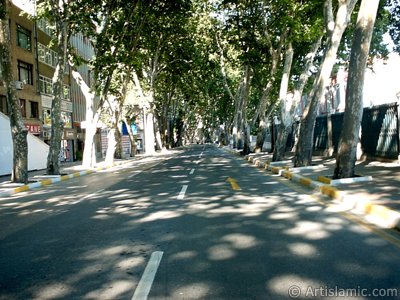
[{"left": 1, "top": 144, "right": 400, "bottom": 300}]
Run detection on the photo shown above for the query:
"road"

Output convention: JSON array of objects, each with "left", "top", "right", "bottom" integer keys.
[{"left": 1, "top": 145, "right": 400, "bottom": 300}]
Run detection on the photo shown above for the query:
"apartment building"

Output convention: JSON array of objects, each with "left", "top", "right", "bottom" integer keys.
[
  {"left": 0, "top": 1, "right": 43, "bottom": 136},
  {"left": 1, "top": 0, "right": 96, "bottom": 162}
]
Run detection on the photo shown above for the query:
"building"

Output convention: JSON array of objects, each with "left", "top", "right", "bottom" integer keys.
[{"left": 0, "top": 0, "right": 96, "bottom": 171}]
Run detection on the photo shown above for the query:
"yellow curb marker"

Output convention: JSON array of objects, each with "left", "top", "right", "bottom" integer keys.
[
  {"left": 283, "top": 171, "right": 292, "bottom": 179},
  {"left": 271, "top": 167, "right": 281, "bottom": 174},
  {"left": 14, "top": 185, "right": 30, "bottom": 193},
  {"left": 364, "top": 203, "right": 391, "bottom": 220},
  {"left": 320, "top": 185, "right": 340, "bottom": 199},
  {"left": 226, "top": 177, "right": 241, "bottom": 190},
  {"left": 317, "top": 176, "right": 332, "bottom": 184},
  {"left": 61, "top": 175, "right": 70, "bottom": 181},
  {"left": 40, "top": 179, "right": 53, "bottom": 186},
  {"left": 299, "top": 177, "right": 312, "bottom": 186}
]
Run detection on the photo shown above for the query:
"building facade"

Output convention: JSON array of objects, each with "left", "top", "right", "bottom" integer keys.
[{"left": 1, "top": 0, "right": 95, "bottom": 162}]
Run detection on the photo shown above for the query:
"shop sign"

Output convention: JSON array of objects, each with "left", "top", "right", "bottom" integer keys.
[
  {"left": 41, "top": 94, "right": 53, "bottom": 108},
  {"left": 61, "top": 101, "right": 73, "bottom": 112},
  {"left": 41, "top": 95, "right": 73, "bottom": 112},
  {"left": 25, "top": 124, "right": 41, "bottom": 134},
  {"left": 63, "top": 128, "right": 77, "bottom": 140}
]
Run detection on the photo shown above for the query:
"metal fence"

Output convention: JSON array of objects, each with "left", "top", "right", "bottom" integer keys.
[{"left": 313, "top": 102, "right": 399, "bottom": 159}]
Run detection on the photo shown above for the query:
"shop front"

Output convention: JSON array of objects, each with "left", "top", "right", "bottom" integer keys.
[{"left": 41, "top": 94, "right": 76, "bottom": 162}]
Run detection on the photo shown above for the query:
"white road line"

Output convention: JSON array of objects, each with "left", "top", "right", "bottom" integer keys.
[
  {"left": 189, "top": 168, "right": 195, "bottom": 175},
  {"left": 177, "top": 185, "right": 188, "bottom": 200},
  {"left": 131, "top": 251, "right": 164, "bottom": 300},
  {"left": 81, "top": 189, "right": 105, "bottom": 201},
  {"left": 129, "top": 170, "right": 144, "bottom": 178}
]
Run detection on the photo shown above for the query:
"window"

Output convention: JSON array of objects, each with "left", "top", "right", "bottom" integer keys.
[
  {"left": 17, "top": 25, "right": 31, "bottom": 51},
  {"left": 0, "top": 95, "right": 8, "bottom": 114},
  {"left": 43, "top": 109, "right": 51, "bottom": 127},
  {"left": 39, "top": 75, "right": 53, "bottom": 94},
  {"left": 38, "top": 43, "right": 45, "bottom": 62},
  {"left": 17, "top": 60, "right": 33, "bottom": 85},
  {"left": 30, "top": 101, "right": 39, "bottom": 119},
  {"left": 38, "top": 43, "right": 57, "bottom": 68},
  {"left": 63, "top": 85, "right": 70, "bottom": 100},
  {"left": 20, "top": 99, "right": 26, "bottom": 117},
  {"left": 37, "top": 19, "right": 54, "bottom": 37}
]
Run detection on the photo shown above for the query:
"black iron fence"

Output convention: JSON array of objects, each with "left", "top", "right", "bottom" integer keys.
[{"left": 313, "top": 102, "right": 399, "bottom": 159}]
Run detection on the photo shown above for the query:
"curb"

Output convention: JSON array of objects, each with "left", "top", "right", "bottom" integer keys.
[
  {"left": 241, "top": 152, "right": 400, "bottom": 230},
  {"left": 0, "top": 160, "right": 132, "bottom": 197}
]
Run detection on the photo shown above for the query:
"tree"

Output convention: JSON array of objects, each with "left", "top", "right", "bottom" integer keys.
[
  {"left": 36, "top": 0, "right": 71, "bottom": 175},
  {"left": 272, "top": 41, "right": 293, "bottom": 161},
  {"left": 0, "top": 0, "right": 28, "bottom": 183},
  {"left": 68, "top": 0, "right": 144, "bottom": 167},
  {"left": 333, "top": 0, "right": 380, "bottom": 178},
  {"left": 270, "top": 1, "right": 324, "bottom": 161},
  {"left": 387, "top": 0, "right": 400, "bottom": 53},
  {"left": 294, "top": 0, "right": 358, "bottom": 167}
]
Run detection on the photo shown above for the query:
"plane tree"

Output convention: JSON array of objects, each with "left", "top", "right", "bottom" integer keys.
[
  {"left": 387, "top": 0, "right": 400, "bottom": 53},
  {"left": 0, "top": 0, "right": 28, "bottom": 183},
  {"left": 294, "top": 0, "right": 358, "bottom": 167},
  {"left": 334, "top": 0, "right": 387, "bottom": 178}
]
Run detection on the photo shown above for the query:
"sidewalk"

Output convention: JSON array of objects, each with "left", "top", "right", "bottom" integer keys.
[
  {"left": 225, "top": 147, "right": 400, "bottom": 230},
  {"left": 0, "top": 156, "right": 143, "bottom": 196},
  {"left": 0, "top": 149, "right": 178, "bottom": 197}
]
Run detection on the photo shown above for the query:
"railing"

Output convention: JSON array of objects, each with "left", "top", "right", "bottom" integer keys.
[{"left": 313, "top": 103, "right": 399, "bottom": 159}]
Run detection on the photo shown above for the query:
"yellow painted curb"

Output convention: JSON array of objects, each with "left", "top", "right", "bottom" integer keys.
[
  {"left": 271, "top": 166, "right": 281, "bottom": 174},
  {"left": 40, "top": 179, "right": 53, "bottom": 186},
  {"left": 317, "top": 176, "right": 331, "bottom": 184},
  {"left": 320, "top": 185, "right": 340, "bottom": 199},
  {"left": 299, "top": 177, "right": 312, "bottom": 186},
  {"left": 73, "top": 172, "right": 81, "bottom": 177},
  {"left": 283, "top": 171, "right": 293, "bottom": 179},
  {"left": 61, "top": 175, "right": 70, "bottom": 181},
  {"left": 364, "top": 202, "right": 391, "bottom": 220},
  {"left": 14, "top": 185, "right": 30, "bottom": 193}
]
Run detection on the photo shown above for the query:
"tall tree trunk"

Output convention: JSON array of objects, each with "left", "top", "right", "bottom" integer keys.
[
  {"left": 291, "top": 36, "right": 322, "bottom": 153},
  {"left": 241, "top": 65, "right": 253, "bottom": 155},
  {"left": 82, "top": 113, "right": 99, "bottom": 168},
  {"left": 0, "top": 1, "right": 28, "bottom": 183},
  {"left": 47, "top": 18, "right": 68, "bottom": 175},
  {"left": 154, "top": 114, "right": 164, "bottom": 151},
  {"left": 254, "top": 82, "right": 275, "bottom": 152},
  {"left": 334, "top": 0, "right": 379, "bottom": 178},
  {"left": 70, "top": 69, "right": 97, "bottom": 168},
  {"left": 273, "top": 42, "right": 294, "bottom": 161},
  {"left": 105, "top": 128, "right": 117, "bottom": 165},
  {"left": 114, "top": 109, "right": 122, "bottom": 159},
  {"left": 124, "top": 117, "right": 137, "bottom": 156},
  {"left": 253, "top": 29, "right": 287, "bottom": 152},
  {"left": 231, "top": 78, "right": 245, "bottom": 149},
  {"left": 294, "top": 0, "right": 358, "bottom": 167},
  {"left": 144, "top": 105, "right": 156, "bottom": 154}
]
